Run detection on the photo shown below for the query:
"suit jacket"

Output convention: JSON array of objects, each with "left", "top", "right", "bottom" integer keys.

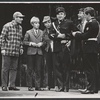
[
  {"left": 75, "top": 18, "right": 99, "bottom": 53},
  {"left": 49, "top": 19, "right": 78, "bottom": 52},
  {"left": 43, "top": 28, "right": 52, "bottom": 52},
  {"left": 70, "top": 20, "right": 87, "bottom": 57},
  {"left": 23, "top": 28, "right": 44, "bottom": 55}
]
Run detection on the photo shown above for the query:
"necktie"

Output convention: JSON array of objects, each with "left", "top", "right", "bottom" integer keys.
[{"left": 35, "top": 30, "right": 38, "bottom": 36}]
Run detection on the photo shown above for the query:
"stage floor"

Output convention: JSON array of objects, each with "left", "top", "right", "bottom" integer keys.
[{"left": 0, "top": 87, "right": 99, "bottom": 98}]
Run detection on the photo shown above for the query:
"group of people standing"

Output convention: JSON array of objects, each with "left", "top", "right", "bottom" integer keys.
[{"left": 0, "top": 6, "right": 99, "bottom": 94}]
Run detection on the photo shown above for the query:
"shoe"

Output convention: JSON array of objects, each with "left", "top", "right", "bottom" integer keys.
[
  {"left": 28, "top": 87, "right": 34, "bottom": 91},
  {"left": 35, "top": 88, "right": 43, "bottom": 91},
  {"left": 45, "top": 86, "right": 51, "bottom": 90},
  {"left": 94, "top": 91, "right": 98, "bottom": 93},
  {"left": 2, "top": 86, "right": 8, "bottom": 91},
  {"left": 9, "top": 87, "right": 20, "bottom": 91},
  {"left": 78, "top": 88, "right": 87, "bottom": 92},
  {"left": 59, "top": 88, "right": 64, "bottom": 92},
  {"left": 55, "top": 86, "right": 60, "bottom": 92},
  {"left": 64, "top": 88, "right": 69, "bottom": 92},
  {"left": 55, "top": 86, "right": 64, "bottom": 92},
  {"left": 81, "top": 90, "right": 94, "bottom": 94}
]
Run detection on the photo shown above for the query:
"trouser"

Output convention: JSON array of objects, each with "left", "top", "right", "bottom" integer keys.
[
  {"left": 27, "top": 54, "right": 42, "bottom": 88},
  {"left": 44, "top": 49, "right": 54, "bottom": 88},
  {"left": 53, "top": 45, "right": 70, "bottom": 89},
  {"left": 83, "top": 53, "right": 99, "bottom": 91},
  {"left": 1, "top": 55, "right": 18, "bottom": 87}
]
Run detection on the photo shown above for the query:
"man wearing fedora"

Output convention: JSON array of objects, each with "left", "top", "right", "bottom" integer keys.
[
  {"left": 23, "top": 16, "right": 44, "bottom": 91},
  {"left": 42, "top": 16, "right": 54, "bottom": 90},
  {"left": 49, "top": 7, "right": 78, "bottom": 92},
  {"left": 1, "top": 11, "right": 24, "bottom": 91}
]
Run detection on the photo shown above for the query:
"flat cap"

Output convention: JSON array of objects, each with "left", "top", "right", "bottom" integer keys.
[
  {"left": 13, "top": 11, "right": 25, "bottom": 18},
  {"left": 30, "top": 16, "right": 39, "bottom": 24},
  {"left": 56, "top": 7, "right": 65, "bottom": 14},
  {"left": 42, "top": 16, "right": 51, "bottom": 23}
]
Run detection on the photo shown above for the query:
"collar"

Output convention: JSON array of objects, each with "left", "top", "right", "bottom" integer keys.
[
  {"left": 33, "top": 28, "right": 39, "bottom": 32},
  {"left": 88, "top": 17, "right": 95, "bottom": 22},
  {"left": 11, "top": 20, "right": 18, "bottom": 26}
]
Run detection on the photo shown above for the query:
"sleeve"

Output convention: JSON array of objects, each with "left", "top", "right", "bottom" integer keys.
[
  {"left": 75, "top": 22, "right": 92, "bottom": 40},
  {"left": 20, "top": 27, "right": 23, "bottom": 49},
  {"left": 1, "top": 25, "right": 9, "bottom": 50},
  {"left": 23, "top": 31, "right": 30, "bottom": 46},
  {"left": 49, "top": 23, "right": 61, "bottom": 41}
]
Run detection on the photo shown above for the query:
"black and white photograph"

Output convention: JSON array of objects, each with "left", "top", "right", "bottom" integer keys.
[{"left": 0, "top": 1, "right": 100, "bottom": 98}]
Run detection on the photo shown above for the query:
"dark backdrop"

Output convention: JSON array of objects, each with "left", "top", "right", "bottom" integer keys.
[{"left": 0, "top": 3, "right": 100, "bottom": 86}]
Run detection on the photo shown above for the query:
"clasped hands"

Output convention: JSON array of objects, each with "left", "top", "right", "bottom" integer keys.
[
  {"left": 72, "top": 31, "right": 81, "bottom": 37},
  {"left": 29, "top": 42, "right": 43, "bottom": 47}
]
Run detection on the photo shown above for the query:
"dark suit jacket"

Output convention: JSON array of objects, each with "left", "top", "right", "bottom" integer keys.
[
  {"left": 75, "top": 18, "right": 99, "bottom": 53},
  {"left": 23, "top": 28, "right": 44, "bottom": 55},
  {"left": 49, "top": 19, "right": 78, "bottom": 52},
  {"left": 43, "top": 28, "right": 52, "bottom": 52}
]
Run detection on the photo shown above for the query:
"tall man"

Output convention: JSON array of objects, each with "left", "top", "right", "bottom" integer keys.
[
  {"left": 23, "top": 16, "right": 44, "bottom": 91},
  {"left": 77, "top": 8, "right": 88, "bottom": 90},
  {"left": 49, "top": 7, "right": 78, "bottom": 92},
  {"left": 42, "top": 16, "right": 54, "bottom": 90},
  {"left": 72, "top": 7, "right": 99, "bottom": 94},
  {"left": 1, "top": 11, "right": 24, "bottom": 91}
]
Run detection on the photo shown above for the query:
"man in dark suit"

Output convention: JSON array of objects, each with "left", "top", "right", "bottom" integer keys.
[
  {"left": 49, "top": 7, "right": 78, "bottom": 92},
  {"left": 23, "top": 16, "right": 44, "bottom": 91},
  {"left": 42, "top": 16, "right": 54, "bottom": 90},
  {"left": 72, "top": 7, "right": 99, "bottom": 94}
]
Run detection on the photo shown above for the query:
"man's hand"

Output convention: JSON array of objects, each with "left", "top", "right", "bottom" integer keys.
[
  {"left": 72, "top": 31, "right": 81, "bottom": 37},
  {"left": 1, "top": 50, "right": 6, "bottom": 55},
  {"left": 66, "top": 40, "right": 71, "bottom": 47},
  {"left": 20, "top": 49, "right": 24, "bottom": 55},
  {"left": 37, "top": 42, "right": 43, "bottom": 47},
  {"left": 57, "top": 34, "right": 65, "bottom": 39},
  {"left": 29, "top": 42, "right": 37, "bottom": 47},
  {"left": 61, "top": 40, "right": 68, "bottom": 44},
  {"left": 50, "top": 34, "right": 55, "bottom": 38}
]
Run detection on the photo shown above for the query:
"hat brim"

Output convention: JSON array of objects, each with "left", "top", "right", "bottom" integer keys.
[
  {"left": 18, "top": 15, "right": 25, "bottom": 17},
  {"left": 56, "top": 11, "right": 65, "bottom": 14},
  {"left": 42, "top": 19, "right": 51, "bottom": 23}
]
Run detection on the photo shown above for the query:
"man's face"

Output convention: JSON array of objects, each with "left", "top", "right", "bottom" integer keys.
[
  {"left": 44, "top": 20, "right": 51, "bottom": 29},
  {"left": 56, "top": 12, "right": 66, "bottom": 21},
  {"left": 15, "top": 16, "right": 23, "bottom": 24},
  {"left": 84, "top": 13, "right": 90, "bottom": 21},
  {"left": 78, "top": 11, "right": 84, "bottom": 20},
  {"left": 32, "top": 21, "right": 40, "bottom": 29}
]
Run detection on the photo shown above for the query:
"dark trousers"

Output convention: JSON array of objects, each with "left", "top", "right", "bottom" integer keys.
[
  {"left": 27, "top": 54, "right": 42, "bottom": 88},
  {"left": 44, "top": 49, "right": 54, "bottom": 88},
  {"left": 1, "top": 55, "right": 18, "bottom": 87},
  {"left": 53, "top": 45, "right": 70, "bottom": 89},
  {"left": 83, "top": 53, "right": 99, "bottom": 91}
]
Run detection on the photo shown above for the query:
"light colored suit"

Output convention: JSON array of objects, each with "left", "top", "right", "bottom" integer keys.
[
  {"left": 23, "top": 28, "right": 44, "bottom": 88},
  {"left": 23, "top": 28, "right": 43, "bottom": 55}
]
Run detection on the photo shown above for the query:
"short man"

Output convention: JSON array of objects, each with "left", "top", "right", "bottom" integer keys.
[
  {"left": 72, "top": 7, "right": 99, "bottom": 94},
  {"left": 23, "top": 16, "right": 44, "bottom": 91},
  {"left": 49, "top": 7, "right": 78, "bottom": 92},
  {"left": 42, "top": 16, "right": 54, "bottom": 90},
  {"left": 1, "top": 11, "right": 24, "bottom": 91}
]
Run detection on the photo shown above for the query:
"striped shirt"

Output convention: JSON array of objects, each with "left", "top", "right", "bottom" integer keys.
[{"left": 0, "top": 20, "right": 23, "bottom": 57}]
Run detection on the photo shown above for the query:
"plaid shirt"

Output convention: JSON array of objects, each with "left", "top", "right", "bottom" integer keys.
[{"left": 0, "top": 20, "right": 23, "bottom": 57}]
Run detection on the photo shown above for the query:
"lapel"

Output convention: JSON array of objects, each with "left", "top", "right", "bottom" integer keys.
[{"left": 31, "top": 28, "right": 41, "bottom": 39}]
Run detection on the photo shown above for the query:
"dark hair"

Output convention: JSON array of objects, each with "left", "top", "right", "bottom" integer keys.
[
  {"left": 84, "top": 7, "right": 95, "bottom": 17},
  {"left": 79, "top": 8, "right": 84, "bottom": 12}
]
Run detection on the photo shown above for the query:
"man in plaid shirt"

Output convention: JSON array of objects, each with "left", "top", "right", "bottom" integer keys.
[{"left": 1, "top": 11, "right": 24, "bottom": 91}]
